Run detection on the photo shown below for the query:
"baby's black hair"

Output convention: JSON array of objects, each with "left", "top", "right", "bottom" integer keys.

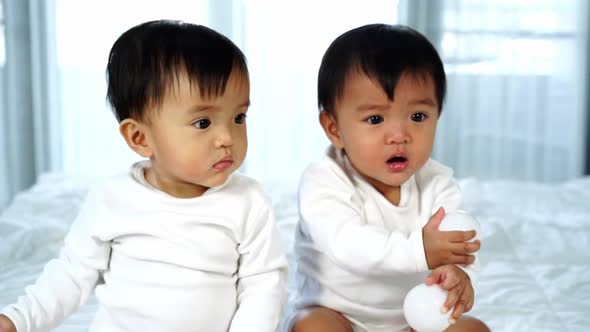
[
  {"left": 106, "top": 20, "right": 248, "bottom": 122},
  {"left": 318, "top": 24, "right": 445, "bottom": 115}
]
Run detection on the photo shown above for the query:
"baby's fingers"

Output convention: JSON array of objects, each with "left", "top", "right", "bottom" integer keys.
[
  {"left": 449, "top": 253, "right": 475, "bottom": 265},
  {"left": 425, "top": 207, "right": 446, "bottom": 231},
  {"left": 447, "top": 230, "right": 477, "bottom": 243},
  {"left": 450, "top": 286, "right": 473, "bottom": 323},
  {"left": 426, "top": 264, "right": 459, "bottom": 286},
  {"left": 452, "top": 240, "right": 480, "bottom": 254},
  {"left": 449, "top": 299, "right": 467, "bottom": 324},
  {"left": 442, "top": 288, "right": 460, "bottom": 314}
]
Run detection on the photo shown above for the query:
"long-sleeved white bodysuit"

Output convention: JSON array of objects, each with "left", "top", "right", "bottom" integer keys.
[
  {"left": 289, "top": 148, "right": 479, "bottom": 331},
  {"left": 1, "top": 161, "right": 287, "bottom": 332}
]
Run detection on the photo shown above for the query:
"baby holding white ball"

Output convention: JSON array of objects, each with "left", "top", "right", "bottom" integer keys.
[{"left": 285, "top": 24, "right": 490, "bottom": 332}]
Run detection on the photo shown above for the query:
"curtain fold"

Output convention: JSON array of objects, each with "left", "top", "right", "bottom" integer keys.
[
  {"left": 29, "top": 0, "right": 61, "bottom": 175},
  {"left": 55, "top": 0, "right": 211, "bottom": 177},
  {"left": 398, "top": 0, "right": 588, "bottom": 181},
  {"left": 585, "top": 1, "right": 590, "bottom": 175},
  {"left": 1, "top": 0, "right": 588, "bottom": 211},
  {"left": 235, "top": 0, "right": 399, "bottom": 183},
  {"left": 1, "top": 0, "right": 35, "bottom": 210},
  {"left": 0, "top": 0, "right": 59, "bottom": 210}
]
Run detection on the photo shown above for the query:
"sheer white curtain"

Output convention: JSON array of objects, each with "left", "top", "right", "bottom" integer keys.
[
  {"left": 55, "top": 0, "right": 399, "bottom": 184},
  {"left": 0, "top": 0, "right": 212, "bottom": 210},
  {"left": 56, "top": 0, "right": 211, "bottom": 176},
  {"left": 236, "top": 0, "right": 399, "bottom": 183},
  {"left": 235, "top": 0, "right": 589, "bottom": 183},
  {"left": 0, "top": 1, "right": 7, "bottom": 208},
  {"left": 0, "top": 0, "right": 40, "bottom": 209},
  {"left": 1, "top": 0, "right": 588, "bottom": 211},
  {"left": 399, "top": 0, "right": 588, "bottom": 182}
]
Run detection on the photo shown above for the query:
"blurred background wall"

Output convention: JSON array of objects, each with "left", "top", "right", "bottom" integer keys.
[{"left": 0, "top": 0, "right": 588, "bottom": 210}]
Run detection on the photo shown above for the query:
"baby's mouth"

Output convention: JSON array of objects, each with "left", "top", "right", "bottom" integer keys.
[
  {"left": 387, "top": 156, "right": 408, "bottom": 164},
  {"left": 386, "top": 156, "right": 409, "bottom": 171}
]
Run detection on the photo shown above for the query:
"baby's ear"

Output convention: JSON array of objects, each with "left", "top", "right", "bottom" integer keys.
[
  {"left": 119, "top": 119, "right": 153, "bottom": 158},
  {"left": 319, "top": 111, "right": 344, "bottom": 149}
]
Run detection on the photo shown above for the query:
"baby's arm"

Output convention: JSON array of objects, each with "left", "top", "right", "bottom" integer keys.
[
  {"left": 300, "top": 170, "right": 435, "bottom": 275},
  {"left": 0, "top": 189, "right": 111, "bottom": 332},
  {"left": 228, "top": 197, "right": 287, "bottom": 332},
  {"left": 299, "top": 161, "right": 477, "bottom": 277}
]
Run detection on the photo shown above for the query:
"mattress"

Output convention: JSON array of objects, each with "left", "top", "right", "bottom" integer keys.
[{"left": 1, "top": 174, "right": 589, "bottom": 331}]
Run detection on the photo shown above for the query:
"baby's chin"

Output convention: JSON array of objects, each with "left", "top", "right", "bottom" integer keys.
[
  {"left": 204, "top": 170, "right": 237, "bottom": 188},
  {"left": 378, "top": 172, "right": 414, "bottom": 187},
  {"left": 204, "top": 178, "right": 228, "bottom": 188},
  {"left": 362, "top": 173, "right": 407, "bottom": 191}
]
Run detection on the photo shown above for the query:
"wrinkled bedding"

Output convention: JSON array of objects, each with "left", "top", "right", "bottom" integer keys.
[{"left": 1, "top": 174, "right": 589, "bottom": 331}]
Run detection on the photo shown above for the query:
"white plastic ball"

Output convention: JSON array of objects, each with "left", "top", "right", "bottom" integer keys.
[
  {"left": 439, "top": 210, "right": 481, "bottom": 242},
  {"left": 403, "top": 283, "right": 451, "bottom": 332}
]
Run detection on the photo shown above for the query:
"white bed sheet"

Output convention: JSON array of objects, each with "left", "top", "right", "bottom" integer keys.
[{"left": 1, "top": 174, "right": 589, "bottom": 331}]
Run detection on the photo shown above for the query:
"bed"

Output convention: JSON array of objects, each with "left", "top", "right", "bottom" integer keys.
[{"left": 1, "top": 173, "right": 589, "bottom": 331}]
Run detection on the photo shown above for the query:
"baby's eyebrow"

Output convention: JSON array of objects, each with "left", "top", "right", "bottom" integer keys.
[
  {"left": 189, "top": 105, "right": 217, "bottom": 113},
  {"left": 356, "top": 103, "right": 388, "bottom": 111},
  {"left": 189, "top": 100, "right": 250, "bottom": 113}
]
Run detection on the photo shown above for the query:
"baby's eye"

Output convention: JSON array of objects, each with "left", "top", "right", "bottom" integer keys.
[
  {"left": 234, "top": 113, "right": 247, "bottom": 124},
  {"left": 411, "top": 112, "right": 428, "bottom": 122},
  {"left": 193, "top": 118, "right": 211, "bottom": 129},
  {"left": 366, "top": 115, "right": 384, "bottom": 125}
]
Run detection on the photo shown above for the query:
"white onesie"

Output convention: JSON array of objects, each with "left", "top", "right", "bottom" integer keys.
[
  {"left": 285, "top": 147, "right": 479, "bottom": 332},
  {"left": 1, "top": 160, "right": 287, "bottom": 332}
]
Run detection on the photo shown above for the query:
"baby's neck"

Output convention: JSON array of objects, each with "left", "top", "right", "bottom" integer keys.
[
  {"left": 144, "top": 167, "right": 209, "bottom": 198},
  {"left": 367, "top": 178, "right": 401, "bottom": 205},
  {"left": 381, "top": 187, "right": 401, "bottom": 206}
]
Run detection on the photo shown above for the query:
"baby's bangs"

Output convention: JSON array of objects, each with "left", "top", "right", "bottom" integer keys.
[
  {"left": 184, "top": 51, "right": 248, "bottom": 99},
  {"left": 351, "top": 56, "right": 438, "bottom": 102},
  {"left": 145, "top": 54, "right": 249, "bottom": 113}
]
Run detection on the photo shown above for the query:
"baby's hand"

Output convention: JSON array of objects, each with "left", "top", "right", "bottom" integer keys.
[
  {"left": 422, "top": 207, "right": 480, "bottom": 269},
  {"left": 0, "top": 314, "right": 16, "bottom": 332},
  {"left": 425, "top": 264, "right": 474, "bottom": 325}
]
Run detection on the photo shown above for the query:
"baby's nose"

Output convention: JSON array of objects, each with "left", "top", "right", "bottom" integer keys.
[
  {"left": 216, "top": 127, "right": 233, "bottom": 147},
  {"left": 386, "top": 123, "right": 410, "bottom": 144}
]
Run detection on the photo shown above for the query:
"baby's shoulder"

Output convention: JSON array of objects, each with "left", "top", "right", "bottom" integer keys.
[
  {"left": 70, "top": 173, "right": 138, "bottom": 216},
  {"left": 301, "top": 155, "right": 354, "bottom": 188},
  {"left": 298, "top": 156, "right": 360, "bottom": 208},
  {"left": 224, "top": 173, "right": 271, "bottom": 204},
  {"left": 89, "top": 172, "right": 142, "bottom": 199},
  {"left": 221, "top": 174, "right": 278, "bottom": 226}
]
